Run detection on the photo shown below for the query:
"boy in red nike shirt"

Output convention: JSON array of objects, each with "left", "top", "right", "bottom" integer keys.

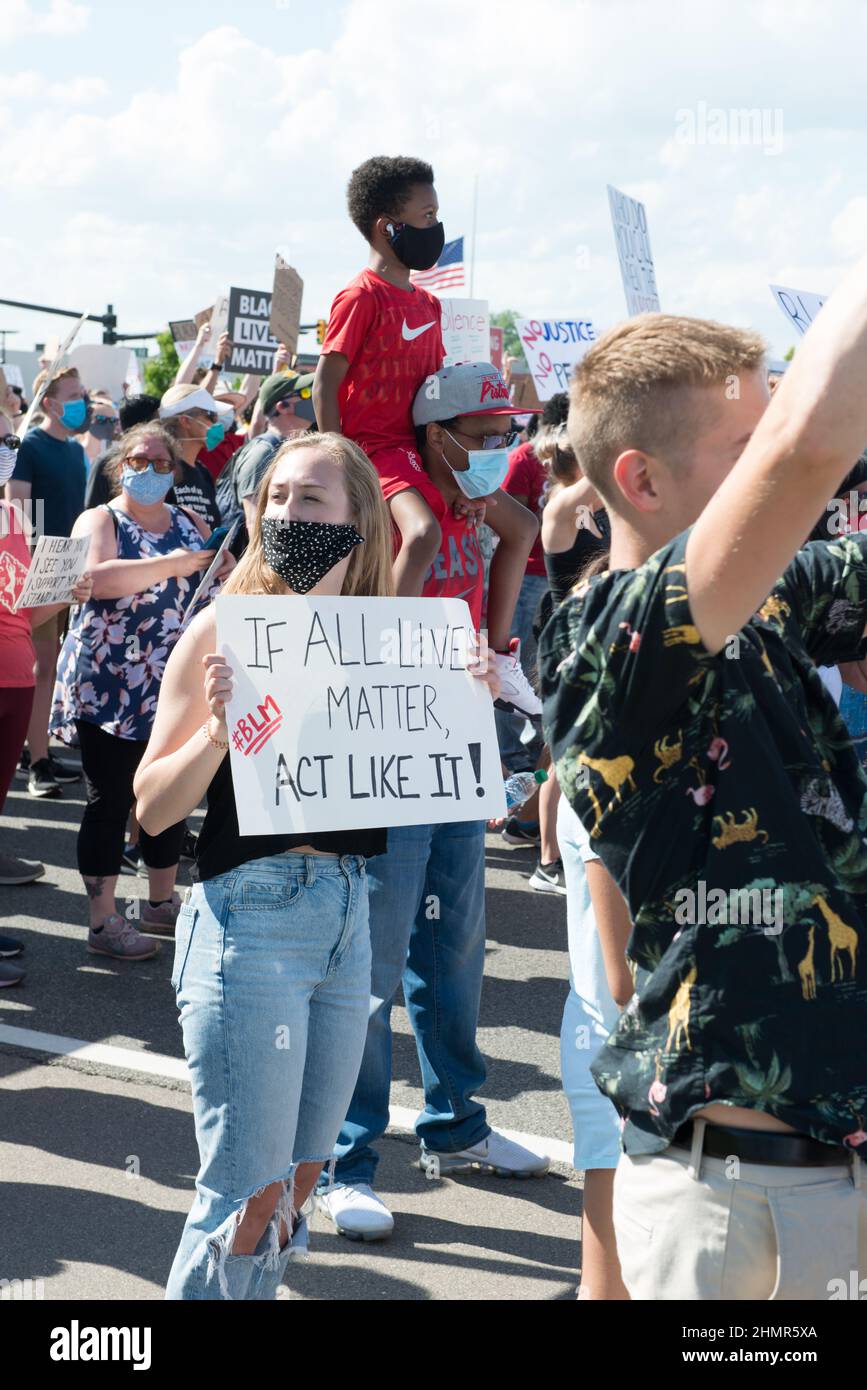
[{"left": 314, "top": 155, "right": 450, "bottom": 595}]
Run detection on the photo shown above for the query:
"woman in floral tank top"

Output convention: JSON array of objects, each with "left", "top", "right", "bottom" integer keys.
[{"left": 50, "top": 422, "right": 232, "bottom": 961}]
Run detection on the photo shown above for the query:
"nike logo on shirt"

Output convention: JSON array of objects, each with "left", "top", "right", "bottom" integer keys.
[{"left": 402, "top": 319, "right": 436, "bottom": 341}]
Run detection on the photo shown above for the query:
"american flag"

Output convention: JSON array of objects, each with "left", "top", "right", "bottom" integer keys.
[{"left": 410, "top": 236, "right": 465, "bottom": 295}]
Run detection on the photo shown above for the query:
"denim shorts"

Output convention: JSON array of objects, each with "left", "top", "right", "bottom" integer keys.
[{"left": 165, "top": 851, "right": 372, "bottom": 1300}]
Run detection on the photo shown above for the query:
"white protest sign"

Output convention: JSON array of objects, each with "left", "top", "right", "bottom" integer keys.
[
  {"left": 68, "top": 344, "right": 134, "bottom": 402},
  {"left": 2, "top": 363, "right": 24, "bottom": 391},
  {"left": 440, "top": 298, "right": 490, "bottom": 367},
  {"left": 18, "top": 310, "right": 89, "bottom": 437},
  {"left": 217, "top": 595, "right": 506, "bottom": 835},
  {"left": 769, "top": 284, "right": 827, "bottom": 338},
  {"left": 515, "top": 318, "right": 600, "bottom": 399},
  {"left": 608, "top": 184, "right": 660, "bottom": 316},
  {"left": 209, "top": 294, "right": 230, "bottom": 344},
  {"left": 179, "top": 521, "right": 240, "bottom": 632},
  {"left": 13, "top": 534, "right": 90, "bottom": 610}
]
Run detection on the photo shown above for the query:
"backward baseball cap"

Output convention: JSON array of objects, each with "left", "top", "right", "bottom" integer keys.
[
  {"left": 258, "top": 370, "right": 316, "bottom": 419},
  {"left": 412, "top": 361, "right": 530, "bottom": 426}
]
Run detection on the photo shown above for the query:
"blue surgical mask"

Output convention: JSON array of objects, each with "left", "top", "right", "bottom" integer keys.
[
  {"left": 441, "top": 429, "right": 511, "bottom": 499},
  {"left": 60, "top": 398, "right": 87, "bottom": 431},
  {"left": 121, "top": 463, "right": 174, "bottom": 505},
  {"left": 205, "top": 421, "right": 226, "bottom": 450}
]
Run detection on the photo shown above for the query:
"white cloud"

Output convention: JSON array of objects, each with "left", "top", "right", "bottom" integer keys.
[
  {"left": 3, "top": 69, "right": 106, "bottom": 103},
  {"left": 3, "top": 0, "right": 867, "bottom": 360},
  {"left": 832, "top": 197, "right": 867, "bottom": 259},
  {"left": 5, "top": 0, "right": 89, "bottom": 40}
]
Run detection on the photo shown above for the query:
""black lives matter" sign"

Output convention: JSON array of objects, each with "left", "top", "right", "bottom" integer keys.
[{"left": 226, "top": 287, "right": 279, "bottom": 374}]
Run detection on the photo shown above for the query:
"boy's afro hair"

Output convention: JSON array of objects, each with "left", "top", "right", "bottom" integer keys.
[{"left": 347, "top": 156, "right": 435, "bottom": 241}]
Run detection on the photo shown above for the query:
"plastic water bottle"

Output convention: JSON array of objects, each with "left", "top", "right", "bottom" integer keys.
[{"left": 503, "top": 767, "right": 548, "bottom": 813}]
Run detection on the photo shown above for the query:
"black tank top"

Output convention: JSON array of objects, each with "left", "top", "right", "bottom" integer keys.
[
  {"left": 195, "top": 756, "right": 387, "bottom": 882},
  {"left": 544, "top": 508, "right": 610, "bottom": 606}
]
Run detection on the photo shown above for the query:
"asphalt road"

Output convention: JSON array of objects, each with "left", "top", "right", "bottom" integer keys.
[{"left": 0, "top": 745, "right": 581, "bottom": 1300}]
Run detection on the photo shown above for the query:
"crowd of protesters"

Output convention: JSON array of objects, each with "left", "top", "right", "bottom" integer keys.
[{"left": 2, "top": 153, "right": 867, "bottom": 1303}]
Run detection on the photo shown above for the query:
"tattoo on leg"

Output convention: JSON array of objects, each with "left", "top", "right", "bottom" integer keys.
[{"left": 84, "top": 877, "right": 106, "bottom": 900}]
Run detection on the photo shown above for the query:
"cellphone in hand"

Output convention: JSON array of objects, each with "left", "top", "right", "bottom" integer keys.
[{"left": 203, "top": 525, "right": 229, "bottom": 550}]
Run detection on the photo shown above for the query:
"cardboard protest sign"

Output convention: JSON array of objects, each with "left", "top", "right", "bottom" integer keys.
[
  {"left": 18, "top": 311, "right": 89, "bottom": 437},
  {"left": 515, "top": 318, "right": 599, "bottom": 399},
  {"left": 270, "top": 257, "right": 304, "bottom": 355},
  {"left": 226, "top": 288, "right": 278, "bottom": 374},
  {"left": 179, "top": 521, "right": 240, "bottom": 632},
  {"left": 608, "top": 184, "right": 660, "bottom": 316},
  {"left": 770, "top": 284, "right": 827, "bottom": 338},
  {"left": 68, "top": 345, "right": 134, "bottom": 403},
  {"left": 440, "top": 298, "right": 490, "bottom": 367},
  {"left": 13, "top": 534, "right": 90, "bottom": 609},
  {"left": 217, "top": 595, "right": 506, "bottom": 835}
]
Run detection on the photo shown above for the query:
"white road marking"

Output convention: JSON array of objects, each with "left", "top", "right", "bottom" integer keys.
[{"left": 0, "top": 1024, "right": 574, "bottom": 1166}]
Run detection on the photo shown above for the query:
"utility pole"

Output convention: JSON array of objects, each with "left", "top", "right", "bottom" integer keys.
[{"left": 469, "top": 174, "right": 479, "bottom": 298}]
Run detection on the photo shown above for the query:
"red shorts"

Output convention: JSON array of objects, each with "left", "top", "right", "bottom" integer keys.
[{"left": 365, "top": 443, "right": 433, "bottom": 506}]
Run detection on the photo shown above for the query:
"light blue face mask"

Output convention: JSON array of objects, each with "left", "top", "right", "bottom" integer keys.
[
  {"left": 441, "top": 428, "right": 511, "bottom": 499},
  {"left": 121, "top": 463, "right": 174, "bottom": 505},
  {"left": 60, "top": 398, "right": 87, "bottom": 431},
  {"left": 205, "top": 420, "right": 226, "bottom": 450}
]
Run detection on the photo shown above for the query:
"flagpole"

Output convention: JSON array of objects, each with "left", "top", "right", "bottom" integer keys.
[{"left": 469, "top": 173, "right": 479, "bottom": 297}]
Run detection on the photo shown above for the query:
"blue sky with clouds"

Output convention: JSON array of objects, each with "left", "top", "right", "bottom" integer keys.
[{"left": 4, "top": 0, "right": 867, "bottom": 369}]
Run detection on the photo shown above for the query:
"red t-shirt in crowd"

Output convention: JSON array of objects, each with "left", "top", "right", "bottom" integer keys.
[
  {"left": 322, "top": 269, "right": 445, "bottom": 454},
  {"left": 0, "top": 509, "right": 37, "bottom": 687},
  {"left": 503, "top": 442, "right": 547, "bottom": 577},
  {"left": 377, "top": 448, "right": 484, "bottom": 631},
  {"left": 198, "top": 431, "right": 245, "bottom": 483}
]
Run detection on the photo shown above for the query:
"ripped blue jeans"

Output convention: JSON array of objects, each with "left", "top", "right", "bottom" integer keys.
[{"left": 165, "top": 852, "right": 372, "bottom": 1300}]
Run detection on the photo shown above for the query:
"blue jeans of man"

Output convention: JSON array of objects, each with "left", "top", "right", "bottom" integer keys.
[
  {"left": 323, "top": 820, "right": 490, "bottom": 1188},
  {"left": 495, "top": 571, "right": 548, "bottom": 771}
]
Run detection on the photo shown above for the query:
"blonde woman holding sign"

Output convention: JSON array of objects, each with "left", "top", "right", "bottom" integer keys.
[{"left": 136, "top": 433, "right": 501, "bottom": 1300}]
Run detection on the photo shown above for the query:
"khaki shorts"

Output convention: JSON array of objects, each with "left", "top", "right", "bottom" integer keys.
[{"left": 614, "top": 1122, "right": 867, "bottom": 1300}]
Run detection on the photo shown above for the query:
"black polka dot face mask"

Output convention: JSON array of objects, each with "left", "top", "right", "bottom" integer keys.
[{"left": 260, "top": 517, "right": 365, "bottom": 594}]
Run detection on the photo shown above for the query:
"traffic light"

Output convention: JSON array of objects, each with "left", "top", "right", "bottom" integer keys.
[{"left": 316, "top": 318, "right": 327, "bottom": 345}]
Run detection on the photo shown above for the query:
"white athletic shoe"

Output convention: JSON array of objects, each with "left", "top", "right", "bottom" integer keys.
[
  {"left": 420, "top": 1131, "right": 550, "bottom": 1178},
  {"left": 315, "top": 1182, "right": 395, "bottom": 1242},
  {"left": 493, "top": 640, "right": 543, "bottom": 719}
]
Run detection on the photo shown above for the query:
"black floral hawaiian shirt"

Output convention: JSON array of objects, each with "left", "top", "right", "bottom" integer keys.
[{"left": 539, "top": 528, "right": 867, "bottom": 1158}]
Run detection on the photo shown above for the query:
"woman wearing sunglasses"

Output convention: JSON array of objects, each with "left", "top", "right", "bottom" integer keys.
[{"left": 50, "top": 421, "right": 232, "bottom": 961}]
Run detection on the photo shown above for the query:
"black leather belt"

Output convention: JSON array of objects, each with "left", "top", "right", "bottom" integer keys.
[{"left": 672, "top": 1119, "right": 849, "bottom": 1167}]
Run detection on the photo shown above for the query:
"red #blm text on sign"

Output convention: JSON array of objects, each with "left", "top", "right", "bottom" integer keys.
[
  {"left": 227, "top": 288, "right": 279, "bottom": 374},
  {"left": 231, "top": 694, "right": 283, "bottom": 757}
]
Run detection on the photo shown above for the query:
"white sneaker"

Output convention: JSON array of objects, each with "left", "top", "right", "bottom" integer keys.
[
  {"left": 315, "top": 1182, "right": 394, "bottom": 1242},
  {"left": 420, "top": 1131, "right": 550, "bottom": 1178},
  {"left": 493, "top": 640, "right": 542, "bottom": 719}
]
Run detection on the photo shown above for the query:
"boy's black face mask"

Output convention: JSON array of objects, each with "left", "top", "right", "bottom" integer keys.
[
  {"left": 260, "top": 517, "right": 364, "bottom": 594},
  {"left": 387, "top": 219, "right": 445, "bottom": 271}
]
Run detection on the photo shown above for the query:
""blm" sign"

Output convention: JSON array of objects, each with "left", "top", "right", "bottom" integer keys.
[{"left": 227, "top": 287, "right": 279, "bottom": 374}]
